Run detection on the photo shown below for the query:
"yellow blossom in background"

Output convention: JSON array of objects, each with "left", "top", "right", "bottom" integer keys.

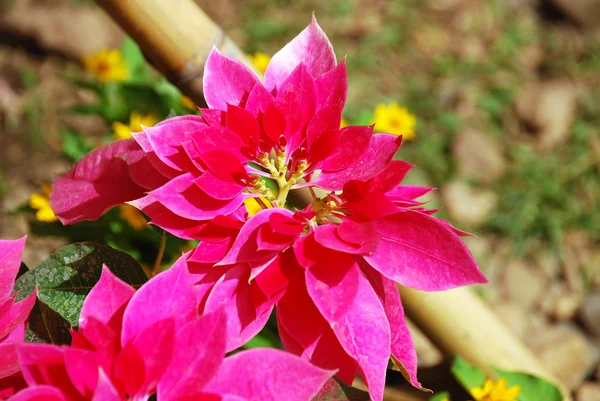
[
  {"left": 29, "top": 184, "right": 57, "bottom": 223},
  {"left": 470, "top": 378, "right": 521, "bottom": 401},
  {"left": 82, "top": 49, "right": 128, "bottom": 83},
  {"left": 119, "top": 205, "right": 148, "bottom": 231},
  {"left": 340, "top": 118, "right": 349, "bottom": 128},
  {"left": 113, "top": 111, "right": 157, "bottom": 140},
  {"left": 244, "top": 197, "right": 273, "bottom": 217},
  {"left": 180, "top": 95, "right": 197, "bottom": 111},
  {"left": 372, "top": 102, "right": 417, "bottom": 140},
  {"left": 247, "top": 52, "right": 271, "bottom": 75}
]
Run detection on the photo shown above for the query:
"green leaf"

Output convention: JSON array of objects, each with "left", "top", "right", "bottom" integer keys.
[
  {"left": 14, "top": 243, "right": 147, "bottom": 328},
  {"left": 312, "top": 378, "right": 370, "bottom": 401},
  {"left": 428, "top": 392, "right": 450, "bottom": 401},
  {"left": 450, "top": 356, "right": 486, "bottom": 393},
  {"left": 494, "top": 369, "right": 563, "bottom": 401},
  {"left": 59, "top": 127, "right": 94, "bottom": 162},
  {"left": 121, "top": 36, "right": 149, "bottom": 82},
  {"left": 25, "top": 301, "right": 72, "bottom": 345},
  {"left": 353, "top": 109, "right": 374, "bottom": 126},
  {"left": 242, "top": 334, "right": 277, "bottom": 349}
]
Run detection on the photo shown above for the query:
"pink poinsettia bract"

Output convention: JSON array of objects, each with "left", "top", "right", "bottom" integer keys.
[
  {"left": 10, "top": 263, "right": 332, "bottom": 401},
  {"left": 50, "top": 16, "right": 487, "bottom": 401},
  {"left": 0, "top": 237, "right": 36, "bottom": 398}
]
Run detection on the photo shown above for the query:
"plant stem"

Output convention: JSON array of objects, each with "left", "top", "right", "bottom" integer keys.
[{"left": 151, "top": 231, "right": 167, "bottom": 277}]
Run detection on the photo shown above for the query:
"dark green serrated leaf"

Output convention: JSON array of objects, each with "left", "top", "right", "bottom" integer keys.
[
  {"left": 494, "top": 369, "right": 563, "bottom": 401},
  {"left": 312, "top": 378, "right": 370, "bottom": 401},
  {"left": 450, "top": 356, "right": 486, "bottom": 393},
  {"left": 14, "top": 243, "right": 147, "bottom": 327},
  {"left": 24, "top": 301, "right": 71, "bottom": 345}
]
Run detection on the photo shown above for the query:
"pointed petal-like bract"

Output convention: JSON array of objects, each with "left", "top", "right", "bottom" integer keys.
[
  {"left": 315, "top": 60, "right": 347, "bottom": 110},
  {"left": 0, "top": 290, "right": 37, "bottom": 342},
  {"left": 315, "top": 133, "right": 402, "bottom": 191},
  {"left": 158, "top": 309, "right": 227, "bottom": 400},
  {"left": 203, "top": 48, "right": 259, "bottom": 110},
  {"left": 276, "top": 261, "right": 358, "bottom": 383},
  {"left": 0, "top": 237, "right": 26, "bottom": 299},
  {"left": 79, "top": 265, "right": 135, "bottom": 331},
  {"left": 219, "top": 208, "right": 295, "bottom": 266},
  {"left": 305, "top": 250, "right": 360, "bottom": 322},
  {"left": 365, "top": 210, "right": 487, "bottom": 291},
  {"left": 205, "top": 349, "right": 332, "bottom": 401},
  {"left": 50, "top": 139, "right": 166, "bottom": 225},
  {"left": 329, "top": 271, "right": 390, "bottom": 401},
  {"left": 203, "top": 266, "right": 274, "bottom": 351},
  {"left": 7, "top": 386, "right": 66, "bottom": 401},
  {"left": 361, "top": 266, "right": 420, "bottom": 388},
  {"left": 92, "top": 370, "right": 122, "bottom": 401},
  {"left": 63, "top": 348, "right": 100, "bottom": 398},
  {"left": 18, "top": 344, "right": 83, "bottom": 400},
  {"left": 264, "top": 15, "right": 336, "bottom": 91},
  {"left": 380, "top": 277, "right": 420, "bottom": 388},
  {"left": 141, "top": 116, "right": 206, "bottom": 172},
  {"left": 130, "top": 173, "right": 248, "bottom": 222},
  {"left": 0, "top": 343, "right": 21, "bottom": 379},
  {"left": 121, "top": 257, "right": 197, "bottom": 346}
]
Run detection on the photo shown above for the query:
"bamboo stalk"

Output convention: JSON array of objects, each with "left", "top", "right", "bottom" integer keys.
[
  {"left": 95, "top": 0, "right": 259, "bottom": 106},
  {"left": 95, "top": 2, "right": 571, "bottom": 400},
  {"left": 400, "top": 286, "right": 572, "bottom": 401}
]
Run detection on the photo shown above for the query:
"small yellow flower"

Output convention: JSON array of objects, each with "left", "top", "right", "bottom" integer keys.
[
  {"left": 471, "top": 378, "right": 521, "bottom": 401},
  {"left": 119, "top": 205, "right": 148, "bottom": 231},
  {"left": 180, "top": 95, "right": 197, "bottom": 111},
  {"left": 441, "top": 398, "right": 450, "bottom": 401},
  {"left": 244, "top": 197, "right": 273, "bottom": 217},
  {"left": 372, "top": 102, "right": 417, "bottom": 140},
  {"left": 340, "top": 118, "right": 349, "bottom": 128},
  {"left": 113, "top": 111, "right": 157, "bottom": 140},
  {"left": 82, "top": 49, "right": 128, "bottom": 83},
  {"left": 247, "top": 52, "right": 271, "bottom": 75},
  {"left": 29, "top": 184, "right": 57, "bottom": 223}
]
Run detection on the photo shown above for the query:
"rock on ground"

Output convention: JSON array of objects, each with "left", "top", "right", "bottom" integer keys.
[
  {"left": 453, "top": 129, "right": 505, "bottom": 184},
  {"left": 441, "top": 180, "right": 498, "bottom": 226},
  {"left": 580, "top": 292, "right": 600, "bottom": 338},
  {"left": 576, "top": 382, "right": 600, "bottom": 401},
  {"left": 515, "top": 80, "right": 578, "bottom": 152},
  {"left": 528, "top": 324, "right": 599, "bottom": 390},
  {"left": 502, "top": 259, "right": 545, "bottom": 310}
]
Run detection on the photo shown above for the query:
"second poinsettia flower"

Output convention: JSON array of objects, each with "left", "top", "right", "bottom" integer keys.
[{"left": 10, "top": 263, "right": 331, "bottom": 401}]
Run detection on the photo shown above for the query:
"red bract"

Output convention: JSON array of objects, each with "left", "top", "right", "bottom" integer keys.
[
  {"left": 50, "top": 16, "right": 487, "bottom": 401},
  {"left": 0, "top": 237, "right": 36, "bottom": 399},
  {"left": 11, "top": 264, "right": 331, "bottom": 401}
]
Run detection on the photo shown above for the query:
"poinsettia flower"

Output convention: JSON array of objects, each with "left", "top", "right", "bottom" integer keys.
[
  {"left": 49, "top": 16, "right": 487, "bottom": 401},
  {"left": 0, "top": 237, "right": 37, "bottom": 399},
  {"left": 12, "top": 263, "right": 332, "bottom": 401}
]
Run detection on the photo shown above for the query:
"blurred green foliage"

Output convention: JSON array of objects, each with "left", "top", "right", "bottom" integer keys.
[{"left": 234, "top": 0, "right": 600, "bottom": 256}]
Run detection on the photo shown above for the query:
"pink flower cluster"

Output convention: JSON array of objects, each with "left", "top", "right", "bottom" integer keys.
[
  {"left": 42, "top": 16, "right": 485, "bottom": 401},
  {"left": 6, "top": 260, "right": 329, "bottom": 401}
]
